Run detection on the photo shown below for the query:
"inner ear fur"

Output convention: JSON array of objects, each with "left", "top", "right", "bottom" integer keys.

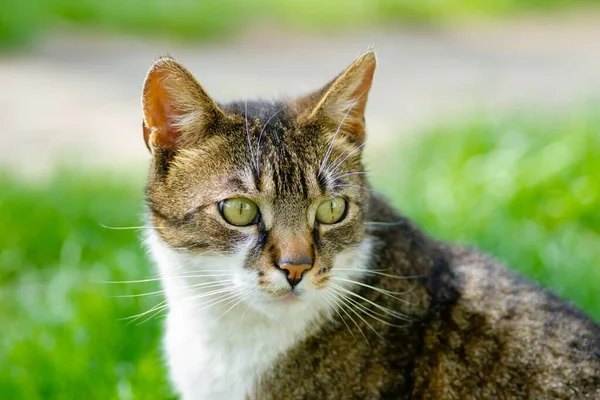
[
  {"left": 297, "top": 50, "right": 377, "bottom": 142},
  {"left": 141, "top": 57, "right": 224, "bottom": 152}
]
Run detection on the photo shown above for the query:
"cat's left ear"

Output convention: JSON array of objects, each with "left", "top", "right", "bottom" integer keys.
[
  {"left": 299, "top": 50, "right": 377, "bottom": 142},
  {"left": 141, "top": 57, "right": 224, "bottom": 152}
]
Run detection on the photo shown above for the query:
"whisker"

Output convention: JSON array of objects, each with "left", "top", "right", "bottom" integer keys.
[
  {"left": 338, "top": 290, "right": 408, "bottom": 328},
  {"left": 101, "top": 273, "right": 236, "bottom": 285},
  {"left": 187, "top": 279, "right": 235, "bottom": 286},
  {"left": 331, "top": 277, "right": 413, "bottom": 303},
  {"left": 135, "top": 303, "right": 170, "bottom": 326},
  {"left": 191, "top": 289, "right": 246, "bottom": 314},
  {"left": 174, "top": 269, "right": 238, "bottom": 274},
  {"left": 334, "top": 268, "right": 424, "bottom": 280},
  {"left": 244, "top": 100, "right": 257, "bottom": 174},
  {"left": 330, "top": 283, "right": 413, "bottom": 321},
  {"left": 121, "top": 299, "right": 168, "bottom": 324},
  {"left": 99, "top": 223, "right": 171, "bottom": 233},
  {"left": 166, "top": 289, "right": 241, "bottom": 316},
  {"left": 121, "top": 284, "right": 242, "bottom": 325},
  {"left": 170, "top": 270, "right": 238, "bottom": 278},
  {"left": 167, "top": 273, "right": 237, "bottom": 279},
  {"left": 113, "top": 289, "right": 165, "bottom": 298},
  {"left": 327, "top": 141, "right": 367, "bottom": 176},
  {"left": 331, "top": 289, "right": 384, "bottom": 340},
  {"left": 323, "top": 291, "right": 358, "bottom": 342},
  {"left": 113, "top": 279, "right": 235, "bottom": 298},
  {"left": 241, "top": 292, "right": 258, "bottom": 321},
  {"left": 324, "top": 291, "right": 368, "bottom": 345},
  {"left": 333, "top": 183, "right": 368, "bottom": 191},
  {"left": 216, "top": 290, "right": 253, "bottom": 321},
  {"left": 318, "top": 89, "right": 369, "bottom": 175},
  {"left": 100, "top": 223, "right": 149, "bottom": 231},
  {"left": 185, "top": 287, "right": 238, "bottom": 302},
  {"left": 365, "top": 221, "right": 408, "bottom": 229},
  {"left": 101, "top": 277, "right": 162, "bottom": 284},
  {"left": 331, "top": 171, "right": 369, "bottom": 182}
]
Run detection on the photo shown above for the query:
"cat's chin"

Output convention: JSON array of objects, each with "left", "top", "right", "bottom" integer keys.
[
  {"left": 248, "top": 288, "right": 322, "bottom": 319},
  {"left": 276, "top": 293, "right": 301, "bottom": 305},
  {"left": 264, "top": 291, "right": 305, "bottom": 308}
]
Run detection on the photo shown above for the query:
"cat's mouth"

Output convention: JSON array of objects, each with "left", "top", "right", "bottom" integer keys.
[
  {"left": 279, "top": 293, "right": 300, "bottom": 305},
  {"left": 269, "top": 288, "right": 304, "bottom": 304}
]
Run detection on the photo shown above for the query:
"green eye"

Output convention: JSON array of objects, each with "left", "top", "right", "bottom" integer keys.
[
  {"left": 316, "top": 197, "right": 347, "bottom": 224},
  {"left": 219, "top": 197, "right": 259, "bottom": 226}
]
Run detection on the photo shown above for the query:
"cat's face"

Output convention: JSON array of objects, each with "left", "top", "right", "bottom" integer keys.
[{"left": 143, "top": 52, "right": 376, "bottom": 316}]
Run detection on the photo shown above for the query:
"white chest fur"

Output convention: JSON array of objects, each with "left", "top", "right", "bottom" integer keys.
[
  {"left": 163, "top": 299, "right": 317, "bottom": 399},
  {"left": 147, "top": 231, "right": 373, "bottom": 399}
]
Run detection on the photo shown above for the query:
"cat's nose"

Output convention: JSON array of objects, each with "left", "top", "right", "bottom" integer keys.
[
  {"left": 278, "top": 263, "right": 312, "bottom": 289},
  {"left": 275, "top": 238, "right": 313, "bottom": 289}
]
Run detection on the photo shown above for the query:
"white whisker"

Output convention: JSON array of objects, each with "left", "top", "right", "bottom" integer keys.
[
  {"left": 334, "top": 268, "right": 424, "bottom": 280},
  {"left": 332, "top": 277, "right": 415, "bottom": 299},
  {"left": 331, "top": 171, "right": 369, "bottom": 182},
  {"left": 327, "top": 141, "right": 367, "bottom": 176},
  {"left": 191, "top": 289, "right": 246, "bottom": 314},
  {"left": 101, "top": 277, "right": 162, "bottom": 284},
  {"left": 323, "top": 291, "right": 358, "bottom": 342},
  {"left": 241, "top": 292, "right": 258, "bottom": 321},
  {"left": 365, "top": 221, "right": 407, "bottom": 229},
  {"left": 216, "top": 290, "right": 253, "bottom": 322},
  {"left": 185, "top": 287, "right": 238, "bottom": 302},
  {"left": 100, "top": 223, "right": 149, "bottom": 231},
  {"left": 101, "top": 273, "right": 236, "bottom": 285},
  {"left": 331, "top": 289, "right": 384, "bottom": 340},
  {"left": 135, "top": 303, "right": 170, "bottom": 325},
  {"left": 338, "top": 290, "right": 408, "bottom": 328},
  {"left": 113, "top": 289, "right": 165, "bottom": 298},
  {"left": 244, "top": 100, "right": 257, "bottom": 173},
  {"left": 333, "top": 183, "right": 368, "bottom": 191},
  {"left": 324, "top": 291, "right": 368, "bottom": 345},
  {"left": 121, "top": 299, "right": 168, "bottom": 324},
  {"left": 330, "top": 283, "right": 413, "bottom": 321},
  {"left": 318, "top": 89, "right": 369, "bottom": 175}
]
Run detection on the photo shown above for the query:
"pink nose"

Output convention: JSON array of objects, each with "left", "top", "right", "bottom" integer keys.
[{"left": 279, "top": 263, "right": 312, "bottom": 288}]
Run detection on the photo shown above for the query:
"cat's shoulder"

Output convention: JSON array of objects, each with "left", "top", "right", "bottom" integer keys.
[{"left": 415, "top": 243, "right": 600, "bottom": 398}]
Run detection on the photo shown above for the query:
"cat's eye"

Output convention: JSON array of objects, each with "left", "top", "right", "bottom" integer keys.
[
  {"left": 219, "top": 197, "right": 259, "bottom": 226},
  {"left": 316, "top": 197, "right": 347, "bottom": 224}
]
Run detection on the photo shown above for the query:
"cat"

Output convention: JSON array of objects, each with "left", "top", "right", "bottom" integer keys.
[{"left": 140, "top": 51, "right": 600, "bottom": 399}]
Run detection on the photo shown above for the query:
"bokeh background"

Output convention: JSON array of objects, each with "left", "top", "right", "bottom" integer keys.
[{"left": 1, "top": 1, "right": 599, "bottom": 398}]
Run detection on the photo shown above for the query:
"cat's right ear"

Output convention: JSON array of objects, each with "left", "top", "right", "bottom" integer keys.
[
  {"left": 142, "top": 57, "right": 223, "bottom": 152},
  {"left": 296, "top": 50, "right": 377, "bottom": 143}
]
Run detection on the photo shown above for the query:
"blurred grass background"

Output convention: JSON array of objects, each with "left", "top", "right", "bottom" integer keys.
[
  {"left": 1, "top": 0, "right": 598, "bottom": 47},
  {"left": 1, "top": 0, "right": 599, "bottom": 397},
  {"left": 1, "top": 112, "right": 599, "bottom": 398}
]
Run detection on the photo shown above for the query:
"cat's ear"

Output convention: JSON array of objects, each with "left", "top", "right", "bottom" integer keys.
[
  {"left": 300, "top": 50, "right": 377, "bottom": 142},
  {"left": 142, "top": 57, "right": 223, "bottom": 151}
]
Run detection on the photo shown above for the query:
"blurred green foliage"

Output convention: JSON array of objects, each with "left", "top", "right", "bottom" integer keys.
[
  {"left": 1, "top": 0, "right": 598, "bottom": 47},
  {"left": 373, "top": 111, "right": 600, "bottom": 320},
  {"left": 1, "top": 112, "right": 599, "bottom": 397},
  {"left": 0, "top": 173, "right": 173, "bottom": 399}
]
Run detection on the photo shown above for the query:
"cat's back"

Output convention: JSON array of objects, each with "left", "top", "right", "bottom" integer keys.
[{"left": 413, "top": 244, "right": 600, "bottom": 399}]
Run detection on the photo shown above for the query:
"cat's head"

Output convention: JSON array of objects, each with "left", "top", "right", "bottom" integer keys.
[{"left": 142, "top": 51, "right": 376, "bottom": 317}]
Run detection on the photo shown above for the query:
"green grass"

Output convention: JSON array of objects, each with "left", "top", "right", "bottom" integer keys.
[
  {"left": 372, "top": 111, "right": 600, "bottom": 320},
  {"left": 1, "top": 112, "right": 599, "bottom": 397},
  {"left": 2, "top": 0, "right": 599, "bottom": 47},
  {"left": 0, "top": 172, "right": 172, "bottom": 399}
]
